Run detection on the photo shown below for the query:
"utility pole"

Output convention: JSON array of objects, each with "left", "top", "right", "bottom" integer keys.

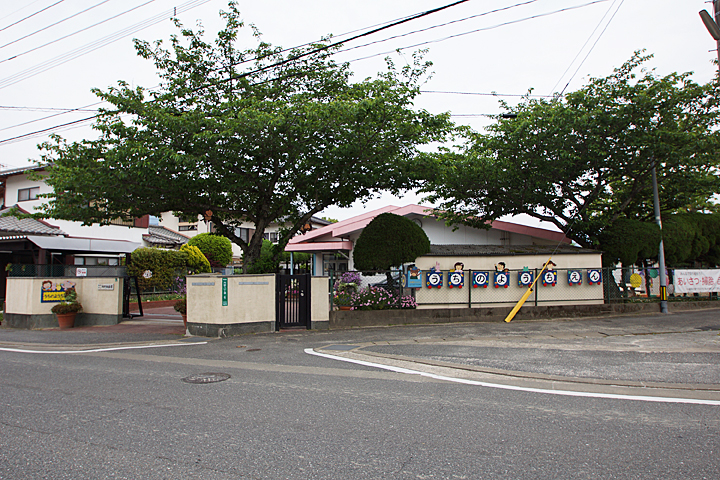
[
  {"left": 652, "top": 166, "right": 668, "bottom": 314},
  {"left": 700, "top": 1, "right": 720, "bottom": 74}
]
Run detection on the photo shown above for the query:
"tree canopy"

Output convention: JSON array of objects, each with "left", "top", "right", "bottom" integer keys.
[
  {"left": 421, "top": 53, "right": 720, "bottom": 250},
  {"left": 186, "top": 233, "right": 233, "bottom": 268},
  {"left": 35, "top": 2, "right": 454, "bottom": 272},
  {"left": 353, "top": 213, "right": 430, "bottom": 282}
]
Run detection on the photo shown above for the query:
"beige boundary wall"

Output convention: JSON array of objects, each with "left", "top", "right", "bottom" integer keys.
[
  {"left": 186, "top": 274, "right": 329, "bottom": 337},
  {"left": 414, "top": 252, "right": 604, "bottom": 309},
  {"left": 4, "top": 277, "right": 124, "bottom": 329}
]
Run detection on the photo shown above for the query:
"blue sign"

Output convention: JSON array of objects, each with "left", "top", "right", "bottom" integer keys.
[
  {"left": 542, "top": 270, "right": 557, "bottom": 287},
  {"left": 448, "top": 271, "right": 464, "bottom": 289},
  {"left": 568, "top": 270, "right": 582, "bottom": 285},
  {"left": 588, "top": 269, "right": 602, "bottom": 285},
  {"left": 472, "top": 271, "right": 489, "bottom": 288},
  {"left": 518, "top": 270, "right": 534, "bottom": 287},
  {"left": 426, "top": 271, "right": 443, "bottom": 288},
  {"left": 494, "top": 272, "right": 509, "bottom": 288},
  {"left": 406, "top": 265, "right": 423, "bottom": 288}
]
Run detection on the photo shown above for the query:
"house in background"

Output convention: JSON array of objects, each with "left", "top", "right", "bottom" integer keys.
[{"left": 285, "top": 204, "right": 596, "bottom": 276}]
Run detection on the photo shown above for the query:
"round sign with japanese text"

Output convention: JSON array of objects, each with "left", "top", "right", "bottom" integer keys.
[
  {"left": 448, "top": 272, "right": 463, "bottom": 288},
  {"left": 473, "top": 271, "right": 489, "bottom": 288},
  {"left": 426, "top": 272, "right": 442, "bottom": 288},
  {"left": 588, "top": 269, "right": 602, "bottom": 285},
  {"left": 494, "top": 272, "right": 509, "bottom": 288},
  {"left": 568, "top": 270, "right": 582, "bottom": 285},
  {"left": 518, "top": 271, "right": 533, "bottom": 286},
  {"left": 542, "top": 270, "right": 557, "bottom": 286}
]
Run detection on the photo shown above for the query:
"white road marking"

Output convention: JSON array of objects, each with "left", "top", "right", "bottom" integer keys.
[
  {"left": 305, "top": 348, "right": 720, "bottom": 406},
  {"left": 0, "top": 342, "right": 207, "bottom": 354}
]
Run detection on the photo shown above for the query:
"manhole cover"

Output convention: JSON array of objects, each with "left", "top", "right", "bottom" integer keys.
[{"left": 182, "top": 373, "right": 231, "bottom": 384}]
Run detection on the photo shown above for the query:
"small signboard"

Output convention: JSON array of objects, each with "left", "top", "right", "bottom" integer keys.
[
  {"left": 568, "top": 270, "right": 582, "bottom": 285},
  {"left": 448, "top": 271, "right": 464, "bottom": 288},
  {"left": 222, "top": 278, "right": 228, "bottom": 306},
  {"left": 518, "top": 270, "right": 534, "bottom": 287},
  {"left": 494, "top": 272, "right": 509, "bottom": 288},
  {"left": 76, "top": 268, "right": 87, "bottom": 277},
  {"left": 542, "top": 270, "right": 557, "bottom": 287},
  {"left": 472, "top": 271, "right": 489, "bottom": 288},
  {"left": 587, "top": 269, "right": 602, "bottom": 285},
  {"left": 406, "top": 265, "right": 423, "bottom": 288},
  {"left": 426, "top": 271, "right": 443, "bottom": 288},
  {"left": 41, "top": 280, "right": 76, "bottom": 303},
  {"left": 97, "top": 283, "right": 115, "bottom": 291}
]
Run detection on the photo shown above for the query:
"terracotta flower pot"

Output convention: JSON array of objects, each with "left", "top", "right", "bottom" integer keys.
[
  {"left": 56, "top": 312, "right": 77, "bottom": 329},
  {"left": 338, "top": 306, "right": 352, "bottom": 311}
]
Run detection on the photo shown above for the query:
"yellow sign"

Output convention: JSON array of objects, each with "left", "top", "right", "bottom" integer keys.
[
  {"left": 42, "top": 291, "right": 66, "bottom": 303},
  {"left": 629, "top": 273, "right": 642, "bottom": 288}
]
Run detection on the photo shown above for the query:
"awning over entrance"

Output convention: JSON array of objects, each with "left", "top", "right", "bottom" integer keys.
[{"left": 0, "top": 235, "right": 141, "bottom": 253}]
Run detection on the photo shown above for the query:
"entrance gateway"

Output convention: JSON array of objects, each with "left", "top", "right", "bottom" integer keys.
[{"left": 276, "top": 274, "right": 311, "bottom": 330}]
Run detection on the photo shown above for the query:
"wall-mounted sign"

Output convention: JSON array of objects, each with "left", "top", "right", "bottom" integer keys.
[
  {"left": 542, "top": 270, "right": 557, "bottom": 287},
  {"left": 448, "top": 271, "right": 464, "bottom": 288},
  {"left": 97, "top": 284, "right": 114, "bottom": 291},
  {"left": 518, "top": 270, "right": 534, "bottom": 287},
  {"left": 472, "top": 271, "right": 489, "bottom": 288},
  {"left": 494, "top": 272, "right": 509, "bottom": 288},
  {"left": 222, "top": 277, "right": 228, "bottom": 306},
  {"left": 426, "top": 271, "right": 443, "bottom": 288},
  {"left": 406, "top": 265, "right": 423, "bottom": 288},
  {"left": 41, "top": 280, "right": 76, "bottom": 303},
  {"left": 76, "top": 268, "right": 87, "bottom": 277},
  {"left": 587, "top": 269, "right": 602, "bottom": 285},
  {"left": 568, "top": 270, "right": 582, "bottom": 285}
]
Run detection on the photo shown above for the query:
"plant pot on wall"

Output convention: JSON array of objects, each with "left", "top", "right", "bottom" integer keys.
[{"left": 55, "top": 312, "right": 77, "bottom": 329}]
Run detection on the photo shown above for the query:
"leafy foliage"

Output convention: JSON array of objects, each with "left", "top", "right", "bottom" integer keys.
[
  {"left": 127, "top": 248, "right": 188, "bottom": 291},
  {"left": 245, "top": 239, "right": 279, "bottom": 274},
  {"left": 187, "top": 233, "right": 232, "bottom": 268},
  {"left": 422, "top": 53, "right": 720, "bottom": 249},
  {"left": 596, "top": 218, "right": 660, "bottom": 266},
  {"left": 353, "top": 213, "right": 430, "bottom": 271},
  {"left": 34, "top": 3, "right": 454, "bottom": 273},
  {"left": 180, "top": 244, "right": 211, "bottom": 273}
]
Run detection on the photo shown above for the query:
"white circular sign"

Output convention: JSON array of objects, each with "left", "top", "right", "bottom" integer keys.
[
  {"left": 428, "top": 273, "right": 441, "bottom": 286},
  {"left": 450, "top": 273, "right": 462, "bottom": 284},
  {"left": 589, "top": 270, "right": 601, "bottom": 282},
  {"left": 474, "top": 272, "right": 487, "bottom": 284},
  {"left": 496, "top": 273, "right": 508, "bottom": 286},
  {"left": 544, "top": 272, "right": 555, "bottom": 283},
  {"left": 570, "top": 271, "right": 581, "bottom": 283},
  {"left": 520, "top": 272, "right": 532, "bottom": 284},
  {"left": 143, "top": 270, "right": 153, "bottom": 279}
]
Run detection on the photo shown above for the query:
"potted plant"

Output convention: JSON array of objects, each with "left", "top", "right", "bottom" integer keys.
[
  {"left": 334, "top": 291, "right": 354, "bottom": 311},
  {"left": 174, "top": 297, "right": 187, "bottom": 327},
  {"left": 50, "top": 287, "right": 82, "bottom": 329}
]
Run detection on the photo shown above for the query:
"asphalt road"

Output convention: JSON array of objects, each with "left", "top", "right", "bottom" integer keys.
[{"left": 1, "top": 310, "right": 720, "bottom": 479}]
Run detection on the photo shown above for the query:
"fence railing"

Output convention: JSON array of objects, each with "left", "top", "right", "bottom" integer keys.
[
  {"left": 6, "top": 264, "right": 128, "bottom": 278},
  {"left": 330, "top": 267, "right": 720, "bottom": 309}
]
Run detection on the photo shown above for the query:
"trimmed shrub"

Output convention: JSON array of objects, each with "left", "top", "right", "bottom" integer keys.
[
  {"left": 187, "top": 233, "right": 233, "bottom": 267},
  {"left": 353, "top": 213, "right": 430, "bottom": 271},
  {"left": 180, "top": 244, "right": 211, "bottom": 273},
  {"left": 127, "top": 247, "right": 189, "bottom": 291}
]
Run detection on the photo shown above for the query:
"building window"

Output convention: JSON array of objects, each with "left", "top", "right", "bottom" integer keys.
[
  {"left": 18, "top": 187, "right": 39, "bottom": 202},
  {"left": 179, "top": 224, "right": 198, "bottom": 231},
  {"left": 235, "top": 227, "right": 249, "bottom": 243},
  {"left": 263, "top": 231, "right": 279, "bottom": 243}
]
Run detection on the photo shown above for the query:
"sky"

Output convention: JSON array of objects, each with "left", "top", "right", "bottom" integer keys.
[{"left": 0, "top": 0, "right": 717, "bottom": 223}]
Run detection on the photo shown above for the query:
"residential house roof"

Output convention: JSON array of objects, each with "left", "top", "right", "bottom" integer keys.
[
  {"left": 0, "top": 206, "right": 65, "bottom": 236},
  {"left": 143, "top": 226, "right": 190, "bottom": 248}
]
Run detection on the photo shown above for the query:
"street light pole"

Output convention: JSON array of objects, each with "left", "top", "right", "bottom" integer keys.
[
  {"left": 700, "top": 1, "right": 720, "bottom": 74},
  {"left": 652, "top": 165, "right": 668, "bottom": 314}
]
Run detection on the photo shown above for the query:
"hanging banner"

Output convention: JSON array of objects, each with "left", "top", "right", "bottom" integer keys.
[
  {"left": 426, "top": 271, "right": 443, "bottom": 288},
  {"left": 587, "top": 269, "right": 602, "bottom": 285},
  {"left": 448, "top": 271, "right": 464, "bottom": 288},
  {"left": 541, "top": 270, "right": 557, "bottom": 287},
  {"left": 673, "top": 269, "right": 720, "bottom": 294},
  {"left": 494, "top": 272, "right": 509, "bottom": 288},
  {"left": 517, "top": 270, "right": 533, "bottom": 287},
  {"left": 567, "top": 270, "right": 582, "bottom": 285}
]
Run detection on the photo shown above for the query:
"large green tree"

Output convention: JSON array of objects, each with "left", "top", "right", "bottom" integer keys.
[
  {"left": 421, "top": 53, "right": 720, "bottom": 250},
  {"left": 35, "top": 3, "right": 453, "bottom": 272}
]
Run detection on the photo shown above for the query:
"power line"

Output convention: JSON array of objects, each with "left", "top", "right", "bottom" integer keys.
[
  {"left": 346, "top": 0, "right": 610, "bottom": 63},
  {"left": 0, "top": 0, "right": 209, "bottom": 89},
  {"left": 0, "top": 115, "right": 99, "bottom": 146},
  {"left": 0, "top": 105, "right": 100, "bottom": 112},
  {"left": 0, "top": 0, "right": 158, "bottom": 64},
  {"left": 558, "top": 0, "right": 626, "bottom": 95},
  {"left": 421, "top": 90, "right": 553, "bottom": 98},
  {"left": 0, "top": 102, "right": 106, "bottom": 133},
  {"left": 0, "top": 0, "right": 65, "bottom": 33},
  {"left": 0, "top": 1, "right": 46, "bottom": 23},
  {"left": 0, "top": 0, "right": 115, "bottom": 51}
]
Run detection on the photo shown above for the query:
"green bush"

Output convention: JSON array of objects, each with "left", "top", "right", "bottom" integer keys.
[
  {"left": 180, "top": 244, "right": 211, "bottom": 273},
  {"left": 187, "top": 233, "right": 233, "bottom": 267},
  {"left": 128, "top": 247, "right": 189, "bottom": 291},
  {"left": 353, "top": 213, "right": 430, "bottom": 271}
]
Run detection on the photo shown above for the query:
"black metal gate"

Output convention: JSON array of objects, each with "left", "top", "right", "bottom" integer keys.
[
  {"left": 122, "top": 276, "right": 143, "bottom": 318},
  {"left": 276, "top": 274, "right": 311, "bottom": 330}
]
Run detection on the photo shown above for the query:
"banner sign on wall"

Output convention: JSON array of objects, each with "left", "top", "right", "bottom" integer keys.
[
  {"left": 448, "top": 271, "right": 464, "bottom": 288},
  {"left": 41, "top": 280, "right": 76, "bottom": 303},
  {"left": 673, "top": 269, "right": 720, "bottom": 294},
  {"left": 472, "top": 271, "right": 489, "bottom": 288}
]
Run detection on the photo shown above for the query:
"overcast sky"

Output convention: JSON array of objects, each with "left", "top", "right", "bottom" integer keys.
[{"left": 0, "top": 0, "right": 716, "bottom": 221}]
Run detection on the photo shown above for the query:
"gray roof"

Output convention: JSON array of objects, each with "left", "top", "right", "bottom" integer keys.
[
  {"left": 0, "top": 207, "right": 64, "bottom": 236},
  {"left": 144, "top": 226, "right": 189, "bottom": 246},
  {"left": 427, "top": 244, "right": 597, "bottom": 257},
  {"left": 0, "top": 235, "right": 140, "bottom": 253}
]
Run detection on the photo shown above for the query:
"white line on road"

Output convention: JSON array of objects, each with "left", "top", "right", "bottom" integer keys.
[
  {"left": 0, "top": 342, "right": 208, "bottom": 354},
  {"left": 305, "top": 348, "right": 720, "bottom": 406}
]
